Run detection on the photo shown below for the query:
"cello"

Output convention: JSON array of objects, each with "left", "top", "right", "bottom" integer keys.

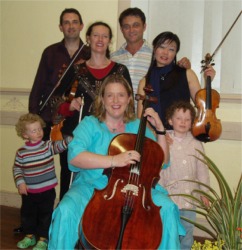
[
  {"left": 79, "top": 86, "right": 164, "bottom": 249},
  {"left": 191, "top": 53, "right": 222, "bottom": 142}
]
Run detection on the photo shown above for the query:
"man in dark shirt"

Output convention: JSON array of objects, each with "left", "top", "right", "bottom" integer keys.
[
  {"left": 29, "top": 8, "right": 90, "bottom": 139},
  {"left": 12, "top": 9, "right": 90, "bottom": 234}
]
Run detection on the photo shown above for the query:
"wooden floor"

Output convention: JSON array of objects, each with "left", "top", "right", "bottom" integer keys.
[
  {"left": 1, "top": 205, "right": 25, "bottom": 249},
  {"left": 1, "top": 205, "right": 208, "bottom": 249}
]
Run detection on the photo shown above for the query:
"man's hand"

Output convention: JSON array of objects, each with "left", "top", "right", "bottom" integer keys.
[{"left": 177, "top": 57, "right": 191, "bottom": 69}]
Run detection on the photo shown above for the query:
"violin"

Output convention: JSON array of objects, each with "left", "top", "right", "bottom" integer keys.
[
  {"left": 78, "top": 86, "right": 164, "bottom": 249},
  {"left": 39, "top": 44, "right": 86, "bottom": 114},
  {"left": 191, "top": 12, "right": 242, "bottom": 142},
  {"left": 50, "top": 79, "right": 79, "bottom": 141},
  {"left": 191, "top": 54, "right": 222, "bottom": 142}
]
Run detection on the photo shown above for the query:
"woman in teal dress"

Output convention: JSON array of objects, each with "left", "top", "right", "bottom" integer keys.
[{"left": 48, "top": 74, "right": 185, "bottom": 249}]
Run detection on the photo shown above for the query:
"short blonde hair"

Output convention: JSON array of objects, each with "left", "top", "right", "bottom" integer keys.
[
  {"left": 92, "top": 74, "right": 135, "bottom": 123},
  {"left": 15, "top": 113, "right": 46, "bottom": 139}
]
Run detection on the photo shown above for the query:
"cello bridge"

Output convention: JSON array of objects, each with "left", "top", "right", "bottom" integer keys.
[{"left": 121, "top": 184, "right": 139, "bottom": 196}]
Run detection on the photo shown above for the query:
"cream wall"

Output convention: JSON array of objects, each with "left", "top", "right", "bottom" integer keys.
[
  {"left": 1, "top": 0, "right": 119, "bottom": 89},
  {"left": 0, "top": 0, "right": 120, "bottom": 205},
  {"left": 1, "top": 0, "right": 241, "bottom": 211}
]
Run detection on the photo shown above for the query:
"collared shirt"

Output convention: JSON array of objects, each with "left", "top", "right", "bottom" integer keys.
[
  {"left": 29, "top": 39, "right": 90, "bottom": 123},
  {"left": 159, "top": 131, "right": 210, "bottom": 209},
  {"left": 111, "top": 40, "right": 152, "bottom": 97}
]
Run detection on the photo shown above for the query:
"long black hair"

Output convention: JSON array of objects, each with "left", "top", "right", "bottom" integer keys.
[{"left": 146, "top": 31, "right": 180, "bottom": 84}]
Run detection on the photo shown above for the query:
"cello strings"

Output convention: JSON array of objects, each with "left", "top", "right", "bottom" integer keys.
[{"left": 123, "top": 163, "right": 140, "bottom": 212}]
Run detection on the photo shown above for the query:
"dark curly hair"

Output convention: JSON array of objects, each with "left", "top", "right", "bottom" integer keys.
[{"left": 165, "top": 101, "right": 196, "bottom": 124}]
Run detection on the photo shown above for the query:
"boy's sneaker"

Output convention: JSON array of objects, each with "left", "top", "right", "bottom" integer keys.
[
  {"left": 17, "top": 236, "right": 36, "bottom": 249},
  {"left": 33, "top": 240, "right": 48, "bottom": 250}
]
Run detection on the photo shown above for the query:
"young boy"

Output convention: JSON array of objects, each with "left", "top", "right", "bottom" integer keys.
[
  {"left": 13, "top": 113, "right": 71, "bottom": 250},
  {"left": 159, "top": 101, "right": 210, "bottom": 250}
]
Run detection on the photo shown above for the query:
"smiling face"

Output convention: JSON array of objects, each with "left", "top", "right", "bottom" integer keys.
[
  {"left": 120, "top": 15, "right": 146, "bottom": 45},
  {"left": 59, "top": 13, "right": 83, "bottom": 39},
  {"left": 22, "top": 121, "right": 44, "bottom": 143},
  {"left": 154, "top": 40, "right": 178, "bottom": 67},
  {"left": 86, "top": 25, "right": 111, "bottom": 55},
  {"left": 168, "top": 108, "right": 192, "bottom": 137},
  {"left": 102, "top": 82, "right": 131, "bottom": 121}
]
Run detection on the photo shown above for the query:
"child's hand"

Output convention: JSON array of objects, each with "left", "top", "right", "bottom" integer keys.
[
  {"left": 166, "top": 133, "right": 173, "bottom": 145},
  {"left": 201, "top": 195, "right": 210, "bottom": 207},
  {"left": 18, "top": 183, "right": 28, "bottom": 195}
]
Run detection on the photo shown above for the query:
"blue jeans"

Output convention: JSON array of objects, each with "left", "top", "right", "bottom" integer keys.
[{"left": 179, "top": 209, "right": 196, "bottom": 250}]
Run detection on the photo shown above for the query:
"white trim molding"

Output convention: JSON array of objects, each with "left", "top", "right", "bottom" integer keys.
[
  {"left": 0, "top": 190, "right": 213, "bottom": 238},
  {"left": 0, "top": 191, "right": 59, "bottom": 209}
]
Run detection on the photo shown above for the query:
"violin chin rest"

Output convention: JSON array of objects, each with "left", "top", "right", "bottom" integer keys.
[{"left": 195, "top": 133, "right": 211, "bottom": 143}]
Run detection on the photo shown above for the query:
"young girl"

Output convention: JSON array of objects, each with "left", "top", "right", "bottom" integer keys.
[
  {"left": 13, "top": 113, "right": 71, "bottom": 250},
  {"left": 159, "top": 101, "right": 210, "bottom": 250}
]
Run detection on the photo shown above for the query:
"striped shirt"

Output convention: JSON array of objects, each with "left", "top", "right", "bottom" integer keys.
[
  {"left": 111, "top": 40, "right": 152, "bottom": 97},
  {"left": 13, "top": 138, "right": 71, "bottom": 193}
]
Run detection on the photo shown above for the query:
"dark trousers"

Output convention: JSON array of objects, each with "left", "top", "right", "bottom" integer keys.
[
  {"left": 21, "top": 188, "right": 56, "bottom": 239},
  {"left": 59, "top": 150, "right": 72, "bottom": 201},
  {"left": 42, "top": 124, "right": 71, "bottom": 201},
  {"left": 44, "top": 124, "right": 71, "bottom": 201}
]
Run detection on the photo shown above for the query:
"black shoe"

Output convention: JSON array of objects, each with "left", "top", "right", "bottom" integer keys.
[{"left": 13, "top": 226, "right": 23, "bottom": 234}]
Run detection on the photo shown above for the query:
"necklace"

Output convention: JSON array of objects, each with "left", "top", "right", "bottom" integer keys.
[
  {"left": 160, "top": 74, "right": 167, "bottom": 81},
  {"left": 106, "top": 121, "right": 125, "bottom": 133},
  {"left": 87, "top": 58, "right": 110, "bottom": 69}
]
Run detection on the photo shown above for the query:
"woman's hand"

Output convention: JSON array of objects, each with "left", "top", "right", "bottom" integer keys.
[
  {"left": 204, "top": 65, "right": 216, "bottom": 81},
  {"left": 143, "top": 107, "right": 165, "bottom": 132},
  {"left": 69, "top": 97, "right": 83, "bottom": 111},
  {"left": 143, "top": 107, "right": 169, "bottom": 164},
  {"left": 112, "top": 150, "right": 140, "bottom": 168}
]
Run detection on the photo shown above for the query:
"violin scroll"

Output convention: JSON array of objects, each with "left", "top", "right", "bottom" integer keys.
[{"left": 200, "top": 53, "right": 215, "bottom": 73}]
